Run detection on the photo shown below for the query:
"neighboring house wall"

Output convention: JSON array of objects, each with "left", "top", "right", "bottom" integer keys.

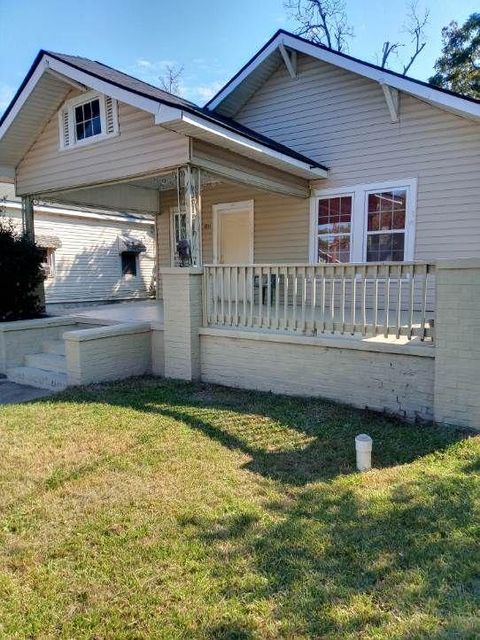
[
  {"left": 16, "top": 92, "right": 190, "bottom": 195},
  {"left": 1, "top": 184, "right": 155, "bottom": 308},
  {"left": 234, "top": 54, "right": 480, "bottom": 261}
]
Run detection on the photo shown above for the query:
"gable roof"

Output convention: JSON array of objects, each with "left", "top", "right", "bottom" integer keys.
[
  {"left": 206, "top": 29, "right": 480, "bottom": 121},
  {"left": 0, "top": 49, "right": 327, "bottom": 179}
]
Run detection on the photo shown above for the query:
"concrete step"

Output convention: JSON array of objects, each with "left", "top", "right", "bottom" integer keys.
[
  {"left": 24, "top": 353, "right": 67, "bottom": 373},
  {"left": 7, "top": 366, "right": 68, "bottom": 391},
  {"left": 42, "top": 339, "right": 65, "bottom": 356}
]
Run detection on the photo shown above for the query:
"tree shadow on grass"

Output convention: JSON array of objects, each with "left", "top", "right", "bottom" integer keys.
[
  {"left": 71, "top": 377, "right": 472, "bottom": 486},
  {"left": 26, "top": 378, "right": 480, "bottom": 638},
  {"left": 189, "top": 466, "right": 480, "bottom": 639}
]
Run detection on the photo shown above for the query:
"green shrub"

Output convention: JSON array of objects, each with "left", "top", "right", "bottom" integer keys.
[{"left": 0, "top": 219, "right": 45, "bottom": 322}]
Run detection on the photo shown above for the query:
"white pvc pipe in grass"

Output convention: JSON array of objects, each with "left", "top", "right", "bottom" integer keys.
[{"left": 355, "top": 434, "right": 372, "bottom": 471}]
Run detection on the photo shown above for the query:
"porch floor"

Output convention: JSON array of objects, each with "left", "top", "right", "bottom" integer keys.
[
  {"left": 64, "top": 300, "right": 165, "bottom": 327},
  {"left": 62, "top": 299, "right": 433, "bottom": 345}
]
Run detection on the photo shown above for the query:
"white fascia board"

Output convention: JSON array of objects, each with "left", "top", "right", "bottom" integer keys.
[
  {"left": 0, "top": 58, "right": 49, "bottom": 140},
  {"left": 157, "top": 108, "right": 327, "bottom": 178},
  {"left": 209, "top": 33, "right": 480, "bottom": 121},
  {"left": 0, "top": 55, "right": 160, "bottom": 142},
  {"left": 3, "top": 200, "right": 154, "bottom": 225},
  {"left": 45, "top": 57, "right": 160, "bottom": 114},
  {"left": 207, "top": 37, "right": 281, "bottom": 111},
  {"left": 155, "top": 103, "right": 183, "bottom": 124}
]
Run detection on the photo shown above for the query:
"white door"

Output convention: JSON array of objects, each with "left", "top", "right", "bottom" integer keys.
[
  {"left": 216, "top": 206, "right": 253, "bottom": 265},
  {"left": 214, "top": 201, "right": 253, "bottom": 302}
]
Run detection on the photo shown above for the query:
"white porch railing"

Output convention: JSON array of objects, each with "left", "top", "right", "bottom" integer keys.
[{"left": 203, "top": 262, "right": 435, "bottom": 341}]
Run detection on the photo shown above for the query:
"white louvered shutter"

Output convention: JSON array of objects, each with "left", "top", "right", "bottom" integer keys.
[
  {"left": 60, "top": 107, "right": 71, "bottom": 148},
  {"left": 104, "top": 96, "right": 117, "bottom": 135}
]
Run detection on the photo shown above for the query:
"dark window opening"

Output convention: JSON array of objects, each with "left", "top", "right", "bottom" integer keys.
[
  {"left": 74, "top": 98, "right": 102, "bottom": 141},
  {"left": 121, "top": 251, "right": 137, "bottom": 276}
]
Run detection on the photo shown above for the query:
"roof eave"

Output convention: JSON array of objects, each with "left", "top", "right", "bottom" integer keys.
[
  {"left": 206, "top": 30, "right": 480, "bottom": 121},
  {"left": 155, "top": 106, "right": 327, "bottom": 179}
]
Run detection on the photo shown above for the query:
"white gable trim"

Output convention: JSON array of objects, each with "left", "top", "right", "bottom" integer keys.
[
  {"left": 0, "top": 55, "right": 160, "bottom": 143},
  {"left": 207, "top": 33, "right": 480, "bottom": 121}
]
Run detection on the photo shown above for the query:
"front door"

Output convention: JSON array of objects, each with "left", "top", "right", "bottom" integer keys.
[{"left": 216, "top": 201, "right": 253, "bottom": 265}]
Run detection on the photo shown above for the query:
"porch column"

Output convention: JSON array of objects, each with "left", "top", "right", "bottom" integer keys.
[
  {"left": 21, "top": 195, "right": 35, "bottom": 241},
  {"left": 177, "top": 166, "right": 202, "bottom": 267},
  {"left": 434, "top": 259, "right": 480, "bottom": 430},
  {"left": 160, "top": 267, "right": 203, "bottom": 380}
]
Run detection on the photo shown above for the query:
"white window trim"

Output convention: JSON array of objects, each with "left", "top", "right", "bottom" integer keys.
[
  {"left": 212, "top": 200, "right": 254, "bottom": 265},
  {"left": 310, "top": 178, "right": 417, "bottom": 264},
  {"left": 58, "top": 90, "right": 118, "bottom": 150}
]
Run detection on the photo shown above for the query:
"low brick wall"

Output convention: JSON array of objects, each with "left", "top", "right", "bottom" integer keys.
[
  {"left": 0, "top": 317, "right": 77, "bottom": 374},
  {"left": 64, "top": 322, "right": 152, "bottom": 386},
  {"left": 200, "top": 328, "right": 435, "bottom": 422},
  {"left": 151, "top": 324, "right": 165, "bottom": 376}
]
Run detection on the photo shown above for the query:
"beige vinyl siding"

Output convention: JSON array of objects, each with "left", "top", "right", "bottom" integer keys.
[
  {"left": 16, "top": 95, "right": 190, "bottom": 196},
  {"left": 5, "top": 207, "right": 155, "bottom": 305},
  {"left": 235, "top": 54, "right": 480, "bottom": 261}
]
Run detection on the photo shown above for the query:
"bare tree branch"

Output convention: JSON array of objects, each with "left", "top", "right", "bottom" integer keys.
[
  {"left": 379, "top": 2, "right": 429, "bottom": 74},
  {"left": 284, "top": 0, "right": 354, "bottom": 52},
  {"left": 380, "top": 41, "right": 403, "bottom": 68},
  {"left": 286, "top": 0, "right": 428, "bottom": 75},
  {"left": 402, "top": 2, "right": 429, "bottom": 74},
  {"left": 159, "top": 64, "right": 184, "bottom": 95}
]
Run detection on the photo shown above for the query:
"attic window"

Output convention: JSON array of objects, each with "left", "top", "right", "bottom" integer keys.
[
  {"left": 75, "top": 98, "right": 101, "bottom": 140},
  {"left": 59, "top": 91, "right": 118, "bottom": 149}
]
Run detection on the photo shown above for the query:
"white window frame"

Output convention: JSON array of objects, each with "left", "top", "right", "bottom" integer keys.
[
  {"left": 310, "top": 178, "right": 417, "bottom": 264},
  {"left": 58, "top": 90, "right": 118, "bottom": 150},
  {"left": 212, "top": 200, "right": 254, "bottom": 265}
]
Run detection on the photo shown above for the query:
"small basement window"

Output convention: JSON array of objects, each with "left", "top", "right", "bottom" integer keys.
[
  {"left": 59, "top": 91, "right": 118, "bottom": 149},
  {"left": 121, "top": 251, "right": 137, "bottom": 276},
  {"left": 39, "top": 248, "right": 56, "bottom": 278}
]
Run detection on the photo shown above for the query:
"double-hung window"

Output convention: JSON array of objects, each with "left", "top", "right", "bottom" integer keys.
[
  {"left": 59, "top": 91, "right": 118, "bottom": 149},
  {"left": 317, "top": 195, "right": 352, "bottom": 263},
  {"left": 366, "top": 189, "right": 407, "bottom": 262},
  {"left": 312, "top": 179, "right": 416, "bottom": 264}
]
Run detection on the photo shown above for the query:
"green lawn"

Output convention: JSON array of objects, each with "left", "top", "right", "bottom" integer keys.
[{"left": 0, "top": 378, "right": 478, "bottom": 639}]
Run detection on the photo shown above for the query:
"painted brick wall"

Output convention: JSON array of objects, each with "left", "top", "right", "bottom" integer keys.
[
  {"left": 434, "top": 261, "right": 480, "bottom": 429},
  {"left": 161, "top": 269, "right": 203, "bottom": 380},
  {"left": 200, "top": 332, "right": 435, "bottom": 422}
]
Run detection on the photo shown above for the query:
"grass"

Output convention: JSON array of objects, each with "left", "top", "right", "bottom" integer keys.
[{"left": 0, "top": 377, "right": 478, "bottom": 639}]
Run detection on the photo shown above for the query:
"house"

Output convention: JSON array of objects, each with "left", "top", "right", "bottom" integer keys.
[
  {"left": 1, "top": 180, "right": 155, "bottom": 312},
  {"left": 0, "top": 30, "right": 479, "bottom": 430}
]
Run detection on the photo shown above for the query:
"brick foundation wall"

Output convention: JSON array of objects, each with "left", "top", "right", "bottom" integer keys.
[{"left": 200, "top": 330, "right": 435, "bottom": 422}]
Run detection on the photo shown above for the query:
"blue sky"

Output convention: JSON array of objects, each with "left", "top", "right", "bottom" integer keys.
[{"left": 0, "top": 0, "right": 477, "bottom": 116}]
